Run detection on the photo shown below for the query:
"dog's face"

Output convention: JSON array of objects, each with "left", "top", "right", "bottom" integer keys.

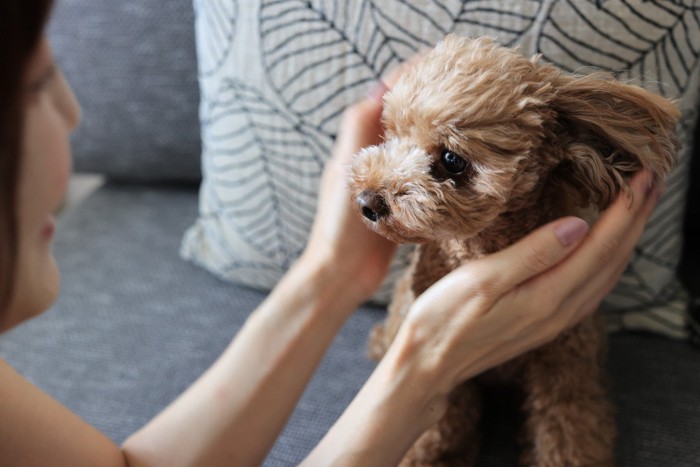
[
  {"left": 350, "top": 35, "right": 679, "bottom": 244},
  {"left": 350, "top": 36, "right": 561, "bottom": 243}
]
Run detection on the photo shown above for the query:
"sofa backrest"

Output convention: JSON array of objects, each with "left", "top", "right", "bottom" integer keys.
[{"left": 48, "top": 0, "right": 201, "bottom": 183}]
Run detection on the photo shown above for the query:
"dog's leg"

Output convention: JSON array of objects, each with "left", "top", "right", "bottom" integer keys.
[
  {"left": 400, "top": 380, "right": 482, "bottom": 467},
  {"left": 519, "top": 316, "right": 616, "bottom": 467}
]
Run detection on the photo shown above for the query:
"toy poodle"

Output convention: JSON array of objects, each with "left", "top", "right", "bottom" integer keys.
[{"left": 350, "top": 35, "right": 679, "bottom": 466}]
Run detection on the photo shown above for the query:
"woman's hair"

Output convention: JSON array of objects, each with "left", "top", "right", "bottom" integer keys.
[{"left": 0, "top": 0, "right": 54, "bottom": 310}]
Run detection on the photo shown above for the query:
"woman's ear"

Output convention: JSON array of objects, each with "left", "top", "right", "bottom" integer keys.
[{"left": 552, "top": 73, "right": 680, "bottom": 209}]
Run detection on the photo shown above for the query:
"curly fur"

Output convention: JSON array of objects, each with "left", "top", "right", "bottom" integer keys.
[{"left": 351, "top": 35, "right": 679, "bottom": 466}]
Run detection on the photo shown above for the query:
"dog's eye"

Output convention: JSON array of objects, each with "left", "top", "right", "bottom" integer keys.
[{"left": 441, "top": 150, "right": 468, "bottom": 174}]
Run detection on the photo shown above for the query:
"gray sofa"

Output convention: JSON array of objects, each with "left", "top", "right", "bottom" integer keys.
[{"left": 1, "top": 1, "right": 699, "bottom": 466}]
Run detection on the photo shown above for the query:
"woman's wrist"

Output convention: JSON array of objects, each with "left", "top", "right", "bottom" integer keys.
[
  {"left": 273, "top": 252, "right": 365, "bottom": 326},
  {"left": 384, "top": 322, "right": 454, "bottom": 412},
  {"left": 303, "top": 329, "right": 449, "bottom": 466},
  {"left": 295, "top": 248, "right": 375, "bottom": 308},
  {"left": 372, "top": 339, "right": 450, "bottom": 430}
]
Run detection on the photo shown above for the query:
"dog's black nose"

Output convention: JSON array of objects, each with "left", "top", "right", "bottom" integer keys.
[{"left": 357, "top": 190, "right": 389, "bottom": 222}]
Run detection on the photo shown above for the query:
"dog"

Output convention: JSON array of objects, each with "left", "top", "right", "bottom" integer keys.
[{"left": 350, "top": 35, "right": 679, "bottom": 466}]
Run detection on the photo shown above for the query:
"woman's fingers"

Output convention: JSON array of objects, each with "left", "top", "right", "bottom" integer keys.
[
  {"left": 507, "top": 170, "right": 659, "bottom": 335},
  {"left": 335, "top": 99, "right": 385, "bottom": 158},
  {"left": 470, "top": 216, "right": 590, "bottom": 298},
  {"left": 560, "top": 178, "right": 662, "bottom": 325},
  {"left": 408, "top": 215, "right": 590, "bottom": 327},
  {"left": 480, "top": 171, "right": 658, "bottom": 332},
  {"left": 541, "top": 171, "right": 656, "bottom": 306}
]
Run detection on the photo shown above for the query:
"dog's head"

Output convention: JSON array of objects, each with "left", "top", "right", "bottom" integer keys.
[{"left": 350, "top": 35, "right": 679, "bottom": 244}]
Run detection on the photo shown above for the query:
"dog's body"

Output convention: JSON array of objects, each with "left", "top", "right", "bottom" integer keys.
[{"left": 351, "top": 35, "right": 679, "bottom": 466}]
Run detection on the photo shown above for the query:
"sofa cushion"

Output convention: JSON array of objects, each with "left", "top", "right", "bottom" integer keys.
[
  {"left": 48, "top": 0, "right": 201, "bottom": 182},
  {"left": 182, "top": 0, "right": 699, "bottom": 339},
  {"left": 0, "top": 185, "right": 698, "bottom": 465}
]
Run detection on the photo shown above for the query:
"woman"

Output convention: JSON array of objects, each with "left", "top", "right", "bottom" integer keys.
[{"left": 0, "top": 1, "right": 662, "bottom": 465}]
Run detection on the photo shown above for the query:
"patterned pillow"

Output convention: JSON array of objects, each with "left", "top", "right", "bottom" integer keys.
[{"left": 182, "top": 0, "right": 699, "bottom": 339}]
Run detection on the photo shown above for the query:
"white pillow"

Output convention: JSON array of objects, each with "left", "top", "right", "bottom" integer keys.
[{"left": 182, "top": 0, "right": 699, "bottom": 339}]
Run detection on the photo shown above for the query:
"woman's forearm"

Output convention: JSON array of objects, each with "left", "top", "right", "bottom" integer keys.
[
  {"left": 122, "top": 256, "right": 363, "bottom": 467},
  {"left": 302, "top": 325, "right": 449, "bottom": 467}
]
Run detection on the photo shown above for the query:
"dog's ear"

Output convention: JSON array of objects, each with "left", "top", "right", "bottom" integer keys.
[{"left": 551, "top": 74, "right": 680, "bottom": 209}]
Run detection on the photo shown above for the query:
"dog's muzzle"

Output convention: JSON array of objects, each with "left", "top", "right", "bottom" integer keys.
[{"left": 356, "top": 190, "right": 390, "bottom": 222}]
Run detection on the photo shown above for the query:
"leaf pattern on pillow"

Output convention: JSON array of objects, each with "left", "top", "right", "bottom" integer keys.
[
  {"left": 186, "top": 0, "right": 700, "bottom": 337},
  {"left": 260, "top": 0, "right": 389, "bottom": 138},
  {"left": 194, "top": 0, "right": 238, "bottom": 81},
  {"left": 260, "top": 0, "right": 542, "bottom": 138},
  {"left": 452, "top": 1, "right": 543, "bottom": 43},
  {"left": 539, "top": 0, "right": 700, "bottom": 97},
  {"left": 371, "top": 0, "right": 541, "bottom": 55},
  {"left": 199, "top": 78, "right": 324, "bottom": 267}
]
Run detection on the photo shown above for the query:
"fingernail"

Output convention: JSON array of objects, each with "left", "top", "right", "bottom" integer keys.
[
  {"left": 554, "top": 217, "right": 589, "bottom": 246},
  {"left": 366, "top": 80, "right": 388, "bottom": 102}
]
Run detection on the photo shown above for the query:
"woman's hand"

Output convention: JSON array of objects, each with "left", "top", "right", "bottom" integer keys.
[
  {"left": 301, "top": 92, "right": 394, "bottom": 302},
  {"left": 301, "top": 66, "right": 411, "bottom": 303},
  {"left": 393, "top": 170, "right": 661, "bottom": 394}
]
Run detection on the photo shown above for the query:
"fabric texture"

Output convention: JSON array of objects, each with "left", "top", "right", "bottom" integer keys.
[
  {"left": 0, "top": 184, "right": 698, "bottom": 465},
  {"left": 182, "top": 0, "right": 700, "bottom": 338},
  {"left": 48, "top": 0, "right": 202, "bottom": 182}
]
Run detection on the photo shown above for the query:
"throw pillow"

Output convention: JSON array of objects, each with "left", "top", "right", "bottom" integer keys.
[{"left": 182, "top": 0, "right": 699, "bottom": 339}]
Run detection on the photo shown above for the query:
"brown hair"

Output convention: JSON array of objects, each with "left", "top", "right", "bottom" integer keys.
[{"left": 0, "top": 0, "right": 54, "bottom": 310}]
